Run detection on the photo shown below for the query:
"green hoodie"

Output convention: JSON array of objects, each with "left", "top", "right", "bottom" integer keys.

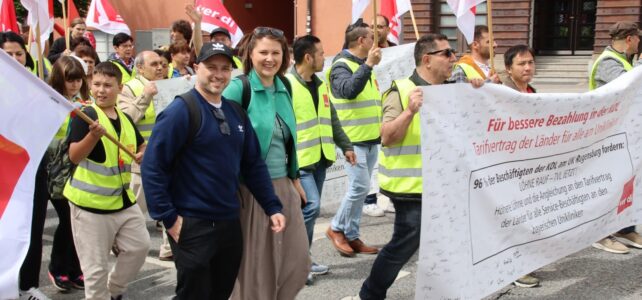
[{"left": 223, "top": 70, "right": 299, "bottom": 179}]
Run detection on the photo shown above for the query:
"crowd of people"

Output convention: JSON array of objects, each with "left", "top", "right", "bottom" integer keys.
[{"left": 2, "top": 4, "right": 642, "bottom": 299}]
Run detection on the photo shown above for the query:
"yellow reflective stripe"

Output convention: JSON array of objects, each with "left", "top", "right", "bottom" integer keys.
[
  {"left": 332, "top": 99, "right": 381, "bottom": 110},
  {"left": 297, "top": 137, "right": 334, "bottom": 150},
  {"left": 78, "top": 160, "right": 131, "bottom": 176},
  {"left": 297, "top": 118, "right": 331, "bottom": 131},
  {"left": 379, "top": 165, "right": 422, "bottom": 178},
  {"left": 69, "top": 177, "right": 129, "bottom": 197},
  {"left": 341, "top": 116, "right": 380, "bottom": 126},
  {"left": 382, "top": 145, "right": 421, "bottom": 156}
]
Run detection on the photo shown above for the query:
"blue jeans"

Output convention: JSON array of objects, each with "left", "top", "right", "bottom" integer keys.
[
  {"left": 331, "top": 144, "right": 378, "bottom": 241},
  {"left": 359, "top": 200, "right": 421, "bottom": 300},
  {"left": 301, "top": 167, "right": 327, "bottom": 246}
]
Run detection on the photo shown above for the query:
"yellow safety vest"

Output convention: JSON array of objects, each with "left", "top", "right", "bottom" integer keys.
[
  {"left": 233, "top": 56, "right": 244, "bottom": 70},
  {"left": 30, "top": 58, "right": 52, "bottom": 77},
  {"left": 122, "top": 78, "right": 156, "bottom": 141},
  {"left": 455, "top": 62, "right": 484, "bottom": 80},
  {"left": 167, "top": 64, "right": 174, "bottom": 79},
  {"left": 286, "top": 73, "right": 337, "bottom": 168},
  {"left": 111, "top": 60, "right": 135, "bottom": 84},
  {"left": 325, "top": 58, "right": 381, "bottom": 142},
  {"left": 378, "top": 78, "right": 422, "bottom": 195},
  {"left": 589, "top": 49, "right": 633, "bottom": 90},
  {"left": 54, "top": 97, "right": 90, "bottom": 140},
  {"left": 63, "top": 104, "right": 137, "bottom": 210}
]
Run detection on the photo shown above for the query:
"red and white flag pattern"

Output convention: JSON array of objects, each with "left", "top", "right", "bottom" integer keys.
[
  {"left": 86, "top": 0, "right": 130, "bottom": 35},
  {"left": 447, "top": 0, "right": 486, "bottom": 44},
  {"left": 352, "top": 0, "right": 370, "bottom": 23},
  {"left": 0, "top": 0, "right": 20, "bottom": 32},
  {"left": 380, "top": 0, "right": 411, "bottom": 44},
  {"left": 20, "top": 0, "right": 54, "bottom": 54},
  {"left": 195, "top": 0, "right": 243, "bottom": 47},
  {"left": 0, "top": 50, "right": 74, "bottom": 299}
]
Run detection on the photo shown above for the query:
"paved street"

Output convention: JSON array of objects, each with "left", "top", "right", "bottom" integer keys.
[
  {"left": 35, "top": 199, "right": 642, "bottom": 299},
  {"left": 33, "top": 79, "right": 642, "bottom": 300}
]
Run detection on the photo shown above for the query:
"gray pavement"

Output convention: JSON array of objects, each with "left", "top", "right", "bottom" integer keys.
[
  {"left": 33, "top": 79, "right": 631, "bottom": 300},
  {"left": 34, "top": 202, "right": 642, "bottom": 300}
]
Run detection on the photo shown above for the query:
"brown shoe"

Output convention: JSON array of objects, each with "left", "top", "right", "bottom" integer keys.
[
  {"left": 348, "top": 239, "right": 379, "bottom": 254},
  {"left": 326, "top": 227, "right": 355, "bottom": 257}
]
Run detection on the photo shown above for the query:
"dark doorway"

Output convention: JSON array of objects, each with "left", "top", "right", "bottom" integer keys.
[
  {"left": 533, "top": 0, "right": 597, "bottom": 55},
  {"left": 225, "top": 0, "right": 295, "bottom": 42}
]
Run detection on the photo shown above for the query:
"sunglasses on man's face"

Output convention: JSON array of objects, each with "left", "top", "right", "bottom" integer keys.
[
  {"left": 426, "top": 48, "right": 457, "bottom": 57},
  {"left": 254, "top": 27, "right": 284, "bottom": 38},
  {"left": 210, "top": 107, "right": 230, "bottom": 135}
]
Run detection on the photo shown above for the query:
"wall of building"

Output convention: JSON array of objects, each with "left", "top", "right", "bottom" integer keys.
[{"left": 594, "top": 0, "right": 642, "bottom": 52}]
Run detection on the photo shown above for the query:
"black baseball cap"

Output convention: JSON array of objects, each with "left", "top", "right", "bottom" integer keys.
[
  {"left": 196, "top": 42, "right": 237, "bottom": 68},
  {"left": 209, "top": 27, "right": 232, "bottom": 40}
]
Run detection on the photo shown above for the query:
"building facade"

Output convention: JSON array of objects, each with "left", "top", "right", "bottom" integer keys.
[{"left": 298, "top": 0, "right": 642, "bottom": 55}]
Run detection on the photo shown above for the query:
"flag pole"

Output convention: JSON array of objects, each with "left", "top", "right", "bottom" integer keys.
[
  {"left": 35, "top": 23, "right": 45, "bottom": 80},
  {"left": 373, "top": 0, "right": 378, "bottom": 46},
  {"left": 73, "top": 109, "right": 137, "bottom": 159},
  {"left": 62, "top": 0, "right": 70, "bottom": 50},
  {"left": 487, "top": 0, "right": 495, "bottom": 72},
  {"left": 408, "top": 2, "right": 420, "bottom": 40}
]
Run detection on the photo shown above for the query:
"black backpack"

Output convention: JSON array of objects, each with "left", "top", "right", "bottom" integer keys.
[
  {"left": 237, "top": 74, "right": 292, "bottom": 110},
  {"left": 46, "top": 137, "right": 76, "bottom": 200}
]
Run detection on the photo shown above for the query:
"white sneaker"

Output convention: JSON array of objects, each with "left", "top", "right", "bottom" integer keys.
[
  {"left": 385, "top": 203, "right": 395, "bottom": 213},
  {"left": 19, "top": 288, "right": 51, "bottom": 300},
  {"left": 363, "top": 203, "right": 385, "bottom": 217}
]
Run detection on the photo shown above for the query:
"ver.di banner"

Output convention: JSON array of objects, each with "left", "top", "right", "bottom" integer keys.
[{"left": 416, "top": 68, "right": 642, "bottom": 299}]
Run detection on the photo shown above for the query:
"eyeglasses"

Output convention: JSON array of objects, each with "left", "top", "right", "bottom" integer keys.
[
  {"left": 426, "top": 48, "right": 457, "bottom": 57},
  {"left": 254, "top": 27, "right": 284, "bottom": 38},
  {"left": 210, "top": 107, "right": 230, "bottom": 135}
]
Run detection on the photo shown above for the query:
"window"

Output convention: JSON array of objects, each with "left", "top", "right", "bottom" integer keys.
[{"left": 437, "top": 1, "right": 487, "bottom": 50}]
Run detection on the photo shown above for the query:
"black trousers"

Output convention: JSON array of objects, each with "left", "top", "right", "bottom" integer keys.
[
  {"left": 19, "top": 157, "right": 49, "bottom": 290},
  {"left": 168, "top": 217, "right": 243, "bottom": 300},
  {"left": 48, "top": 198, "right": 82, "bottom": 278}
]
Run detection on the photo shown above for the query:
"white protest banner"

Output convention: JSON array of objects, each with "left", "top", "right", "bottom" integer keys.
[
  {"left": 321, "top": 42, "right": 415, "bottom": 93},
  {"left": 416, "top": 68, "right": 642, "bottom": 299},
  {"left": 153, "top": 70, "right": 246, "bottom": 115},
  {"left": 153, "top": 77, "right": 196, "bottom": 115}
]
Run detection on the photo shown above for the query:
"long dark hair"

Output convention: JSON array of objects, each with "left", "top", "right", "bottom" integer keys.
[
  {"left": 49, "top": 56, "right": 90, "bottom": 100},
  {"left": 0, "top": 31, "right": 35, "bottom": 70}
]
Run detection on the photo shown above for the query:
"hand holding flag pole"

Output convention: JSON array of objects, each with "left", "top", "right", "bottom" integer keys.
[
  {"left": 72, "top": 108, "right": 137, "bottom": 159},
  {"left": 487, "top": 0, "right": 495, "bottom": 73}
]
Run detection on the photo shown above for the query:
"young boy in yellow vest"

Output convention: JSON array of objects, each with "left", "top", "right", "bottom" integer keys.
[{"left": 64, "top": 62, "right": 150, "bottom": 300}]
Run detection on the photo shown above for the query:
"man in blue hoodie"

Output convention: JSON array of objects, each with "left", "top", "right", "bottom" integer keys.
[{"left": 141, "top": 42, "right": 286, "bottom": 300}]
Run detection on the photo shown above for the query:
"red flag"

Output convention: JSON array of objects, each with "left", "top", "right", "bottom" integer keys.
[
  {"left": 195, "top": 0, "right": 244, "bottom": 47},
  {"left": 380, "top": 0, "right": 410, "bottom": 45},
  {"left": 67, "top": 0, "right": 80, "bottom": 25},
  {"left": 0, "top": 0, "right": 20, "bottom": 32},
  {"left": 86, "top": 0, "right": 130, "bottom": 35}
]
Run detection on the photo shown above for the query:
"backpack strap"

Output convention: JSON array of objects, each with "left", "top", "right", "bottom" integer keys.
[
  {"left": 170, "top": 91, "right": 202, "bottom": 170},
  {"left": 277, "top": 74, "right": 292, "bottom": 99},
  {"left": 237, "top": 74, "right": 252, "bottom": 110}
]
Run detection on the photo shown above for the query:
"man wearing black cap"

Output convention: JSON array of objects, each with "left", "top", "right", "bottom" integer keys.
[
  {"left": 589, "top": 21, "right": 642, "bottom": 255},
  {"left": 141, "top": 42, "right": 286, "bottom": 299},
  {"left": 210, "top": 27, "right": 243, "bottom": 70}
]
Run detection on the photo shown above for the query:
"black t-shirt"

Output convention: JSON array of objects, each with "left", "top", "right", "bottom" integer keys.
[
  {"left": 68, "top": 106, "right": 145, "bottom": 214},
  {"left": 305, "top": 80, "right": 319, "bottom": 113}
]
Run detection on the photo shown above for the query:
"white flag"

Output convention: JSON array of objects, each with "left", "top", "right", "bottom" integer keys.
[
  {"left": 0, "top": 50, "right": 74, "bottom": 299},
  {"left": 447, "top": 0, "right": 486, "bottom": 44},
  {"left": 86, "top": 0, "right": 131, "bottom": 35},
  {"left": 20, "top": 0, "right": 52, "bottom": 55},
  {"left": 352, "top": 0, "right": 370, "bottom": 23}
]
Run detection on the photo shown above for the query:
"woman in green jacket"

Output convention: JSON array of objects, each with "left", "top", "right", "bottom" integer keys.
[{"left": 223, "top": 27, "right": 310, "bottom": 300}]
